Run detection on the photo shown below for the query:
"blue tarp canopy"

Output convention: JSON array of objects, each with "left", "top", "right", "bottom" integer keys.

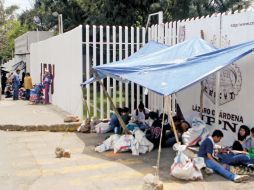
[
  {"left": 82, "top": 38, "right": 254, "bottom": 95},
  {"left": 83, "top": 40, "right": 171, "bottom": 85},
  {"left": 127, "top": 41, "right": 170, "bottom": 60}
]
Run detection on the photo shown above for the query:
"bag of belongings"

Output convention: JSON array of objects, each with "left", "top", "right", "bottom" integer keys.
[
  {"left": 77, "top": 118, "right": 91, "bottom": 133},
  {"left": 95, "top": 134, "right": 121, "bottom": 152},
  {"left": 170, "top": 144, "right": 204, "bottom": 180},
  {"left": 114, "top": 135, "right": 135, "bottom": 153},
  {"left": 132, "top": 128, "right": 154, "bottom": 156},
  {"left": 95, "top": 122, "right": 111, "bottom": 134},
  {"left": 182, "top": 117, "right": 209, "bottom": 146}
]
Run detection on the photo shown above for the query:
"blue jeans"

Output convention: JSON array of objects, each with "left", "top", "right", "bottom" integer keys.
[
  {"left": 164, "top": 132, "right": 182, "bottom": 147},
  {"left": 13, "top": 86, "right": 19, "bottom": 100},
  {"left": 217, "top": 153, "right": 254, "bottom": 166},
  {"left": 25, "top": 89, "right": 30, "bottom": 100},
  {"left": 205, "top": 158, "right": 235, "bottom": 181}
]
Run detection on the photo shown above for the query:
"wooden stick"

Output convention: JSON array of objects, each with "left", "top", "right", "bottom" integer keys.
[
  {"left": 169, "top": 110, "right": 179, "bottom": 144},
  {"left": 199, "top": 81, "right": 204, "bottom": 118},
  {"left": 94, "top": 73, "right": 129, "bottom": 134}
]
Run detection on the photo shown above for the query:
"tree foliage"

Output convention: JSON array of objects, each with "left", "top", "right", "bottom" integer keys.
[
  {"left": 19, "top": 0, "right": 86, "bottom": 31},
  {"left": 19, "top": 0, "right": 252, "bottom": 32},
  {"left": 0, "top": 19, "right": 27, "bottom": 62},
  {"left": 0, "top": 2, "right": 27, "bottom": 62}
]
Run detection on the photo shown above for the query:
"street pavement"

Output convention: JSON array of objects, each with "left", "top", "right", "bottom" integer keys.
[{"left": 0, "top": 131, "right": 254, "bottom": 190}]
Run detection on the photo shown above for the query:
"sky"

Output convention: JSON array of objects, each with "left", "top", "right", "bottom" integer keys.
[{"left": 4, "top": 0, "right": 33, "bottom": 14}]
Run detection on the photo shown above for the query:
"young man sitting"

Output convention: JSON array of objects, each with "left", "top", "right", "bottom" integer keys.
[{"left": 198, "top": 129, "right": 249, "bottom": 183}]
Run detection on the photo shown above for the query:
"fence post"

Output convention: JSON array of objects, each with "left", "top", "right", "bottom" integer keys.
[
  {"left": 85, "top": 25, "right": 90, "bottom": 118},
  {"left": 131, "top": 27, "right": 134, "bottom": 111},
  {"left": 99, "top": 25, "right": 104, "bottom": 119},
  {"left": 106, "top": 26, "right": 110, "bottom": 119},
  {"left": 112, "top": 26, "right": 117, "bottom": 106},
  {"left": 142, "top": 27, "right": 146, "bottom": 107},
  {"left": 136, "top": 27, "right": 140, "bottom": 106},
  {"left": 119, "top": 26, "right": 123, "bottom": 108},
  {"left": 92, "top": 25, "right": 97, "bottom": 117},
  {"left": 124, "top": 26, "right": 129, "bottom": 108}
]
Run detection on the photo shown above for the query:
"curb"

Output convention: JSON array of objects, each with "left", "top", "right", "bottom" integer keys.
[{"left": 0, "top": 123, "right": 81, "bottom": 132}]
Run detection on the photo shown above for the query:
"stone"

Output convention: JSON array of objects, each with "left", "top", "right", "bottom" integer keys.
[
  {"left": 55, "top": 147, "right": 64, "bottom": 158},
  {"left": 63, "top": 150, "right": 71, "bottom": 158},
  {"left": 64, "top": 115, "right": 80, "bottom": 123},
  {"left": 143, "top": 174, "right": 163, "bottom": 190}
]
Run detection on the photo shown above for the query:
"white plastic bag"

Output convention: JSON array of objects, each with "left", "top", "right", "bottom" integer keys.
[
  {"left": 95, "top": 122, "right": 110, "bottom": 134},
  {"left": 193, "top": 157, "right": 205, "bottom": 170},
  {"left": 91, "top": 117, "right": 101, "bottom": 131},
  {"left": 132, "top": 128, "right": 154, "bottom": 155},
  {"left": 170, "top": 150, "right": 203, "bottom": 180},
  {"left": 114, "top": 135, "right": 134, "bottom": 153},
  {"left": 95, "top": 134, "right": 120, "bottom": 152},
  {"left": 182, "top": 118, "right": 209, "bottom": 146}
]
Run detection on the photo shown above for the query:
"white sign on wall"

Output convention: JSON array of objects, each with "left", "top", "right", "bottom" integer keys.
[{"left": 221, "top": 11, "right": 254, "bottom": 46}]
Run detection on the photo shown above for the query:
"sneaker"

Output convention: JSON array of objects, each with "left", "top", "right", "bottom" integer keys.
[
  {"left": 234, "top": 175, "right": 249, "bottom": 183},
  {"left": 247, "top": 163, "right": 254, "bottom": 169}
]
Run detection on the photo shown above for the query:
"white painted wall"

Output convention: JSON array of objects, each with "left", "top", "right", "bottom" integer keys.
[
  {"left": 2, "top": 58, "right": 15, "bottom": 72},
  {"left": 30, "top": 26, "right": 83, "bottom": 118},
  {"left": 177, "top": 14, "right": 221, "bottom": 47},
  {"left": 221, "top": 10, "right": 254, "bottom": 46},
  {"left": 15, "top": 31, "right": 53, "bottom": 72}
]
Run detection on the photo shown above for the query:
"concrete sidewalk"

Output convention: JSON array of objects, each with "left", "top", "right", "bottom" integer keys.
[{"left": 0, "top": 98, "right": 80, "bottom": 131}]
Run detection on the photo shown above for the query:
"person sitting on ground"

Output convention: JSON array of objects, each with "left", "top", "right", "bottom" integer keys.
[
  {"left": 114, "top": 107, "right": 131, "bottom": 134},
  {"left": 216, "top": 147, "right": 254, "bottom": 168},
  {"left": 109, "top": 108, "right": 123, "bottom": 132},
  {"left": 131, "top": 102, "right": 150, "bottom": 130},
  {"left": 232, "top": 125, "right": 250, "bottom": 151},
  {"left": 198, "top": 129, "right": 249, "bottom": 183},
  {"left": 216, "top": 127, "right": 254, "bottom": 167},
  {"left": 163, "top": 119, "right": 190, "bottom": 147},
  {"left": 121, "top": 107, "right": 130, "bottom": 125},
  {"left": 243, "top": 127, "right": 254, "bottom": 151},
  {"left": 145, "top": 112, "right": 161, "bottom": 148},
  {"left": 5, "top": 73, "right": 13, "bottom": 98}
]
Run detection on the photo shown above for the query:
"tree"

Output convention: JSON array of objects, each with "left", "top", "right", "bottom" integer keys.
[
  {"left": 189, "top": 0, "right": 251, "bottom": 18},
  {"left": 0, "top": 2, "right": 24, "bottom": 63},
  {"left": 0, "top": 20, "right": 27, "bottom": 62},
  {"left": 0, "top": 0, "right": 4, "bottom": 25},
  {"left": 18, "top": 0, "right": 253, "bottom": 31},
  {"left": 20, "top": 0, "right": 87, "bottom": 32}
]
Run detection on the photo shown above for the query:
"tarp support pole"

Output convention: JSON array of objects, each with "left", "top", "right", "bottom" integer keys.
[
  {"left": 94, "top": 73, "right": 129, "bottom": 134},
  {"left": 155, "top": 95, "right": 179, "bottom": 177},
  {"left": 215, "top": 71, "right": 220, "bottom": 127},
  {"left": 155, "top": 96, "right": 166, "bottom": 176},
  {"left": 199, "top": 81, "right": 204, "bottom": 118},
  {"left": 169, "top": 111, "right": 179, "bottom": 144}
]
